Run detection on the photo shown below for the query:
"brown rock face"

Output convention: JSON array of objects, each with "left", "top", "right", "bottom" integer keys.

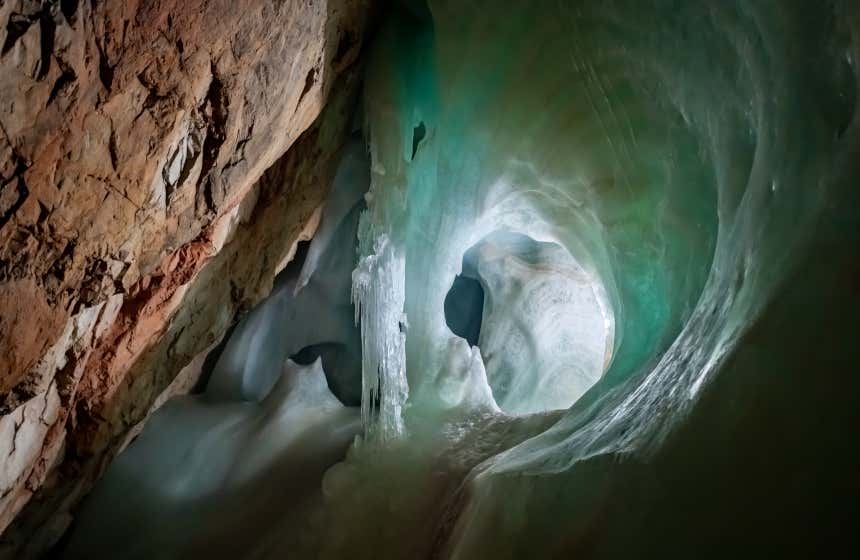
[{"left": 0, "top": 0, "right": 371, "bottom": 554}]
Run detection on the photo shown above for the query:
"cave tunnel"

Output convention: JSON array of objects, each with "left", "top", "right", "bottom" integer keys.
[
  {"left": 0, "top": 0, "right": 859, "bottom": 559},
  {"left": 443, "top": 274, "right": 483, "bottom": 348}
]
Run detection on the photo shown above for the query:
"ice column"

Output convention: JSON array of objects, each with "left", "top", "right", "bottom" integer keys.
[{"left": 352, "top": 233, "right": 408, "bottom": 441}]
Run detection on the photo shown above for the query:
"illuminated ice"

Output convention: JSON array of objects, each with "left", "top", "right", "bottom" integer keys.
[{"left": 462, "top": 231, "right": 610, "bottom": 415}]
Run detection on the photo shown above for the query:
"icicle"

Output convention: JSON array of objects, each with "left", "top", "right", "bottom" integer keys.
[{"left": 352, "top": 233, "right": 409, "bottom": 442}]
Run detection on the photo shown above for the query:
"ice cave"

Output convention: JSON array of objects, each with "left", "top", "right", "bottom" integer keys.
[{"left": 0, "top": 0, "right": 858, "bottom": 558}]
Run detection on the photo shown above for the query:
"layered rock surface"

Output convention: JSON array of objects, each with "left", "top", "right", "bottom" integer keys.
[{"left": 0, "top": 0, "right": 370, "bottom": 554}]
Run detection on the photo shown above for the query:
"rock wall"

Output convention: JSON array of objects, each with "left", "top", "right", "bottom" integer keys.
[{"left": 0, "top": 0, "right": 371, "bottom": 554}]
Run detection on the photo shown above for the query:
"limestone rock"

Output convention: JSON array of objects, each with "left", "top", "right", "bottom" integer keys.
[{"left": 0, "top": 0, "right": 371, "bottom": 553}]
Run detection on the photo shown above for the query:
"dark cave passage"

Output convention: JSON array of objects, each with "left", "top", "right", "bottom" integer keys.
[{"left": 443, "top": 275, "right": 484, "bottom": 347}]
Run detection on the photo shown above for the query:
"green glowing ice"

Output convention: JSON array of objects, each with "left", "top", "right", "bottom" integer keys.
[{"left": 346, "top": 0, "right": 859, "bottom": 557}]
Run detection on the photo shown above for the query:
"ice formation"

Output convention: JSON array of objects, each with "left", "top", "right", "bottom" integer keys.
[
  {"left": 460, "top": 231, "right": 611, "bottom": 414},
  {"left": 63, "top": 137, "right": 370, "bottom": 558},
  {"left": 63, "top": 0, "right": 860, "bottom": 557},
  {"left": 65, "top": 359, "right": 359, "bottom": 559}
]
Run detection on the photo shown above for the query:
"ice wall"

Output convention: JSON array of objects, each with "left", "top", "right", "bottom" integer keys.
[
  {"left": 348, "top": 0, "right": 860, "bottom": 556},
  {"left": 357, "top": 0, "right": 722, "bottom": 438}
]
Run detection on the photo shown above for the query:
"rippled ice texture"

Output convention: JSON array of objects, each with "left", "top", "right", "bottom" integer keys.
[
  {"left": 462, "top": 231, "right": 611, "bottom": 415},
  {"left": 351, "top": 0, "right": 860, "bottom": 557}
]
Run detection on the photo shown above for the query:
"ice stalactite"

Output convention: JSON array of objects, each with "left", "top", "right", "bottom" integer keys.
[{"left": 351, "top": 233, "right": 409, "bottom": 441}]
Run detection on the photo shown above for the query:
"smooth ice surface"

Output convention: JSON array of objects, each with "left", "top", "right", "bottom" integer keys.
[
  {"left": 206, "top": 137, "right": 368, "bottom": 405},
  {"left": 295, "top": 139, "right": 370, "bottom": 294},
  {"left": 65, "top": 360, "right": 359, "bottom": 560}
]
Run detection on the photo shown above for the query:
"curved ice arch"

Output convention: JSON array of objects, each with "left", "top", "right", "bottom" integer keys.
[{"left": 456, "top": 231, "right": 611, "bottom": 415}]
